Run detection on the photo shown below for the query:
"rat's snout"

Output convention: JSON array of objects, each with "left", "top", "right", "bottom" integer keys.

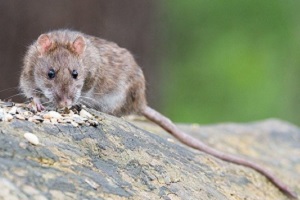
[{"left": 57, "top": 96, "right": 73, "bottom": 108}]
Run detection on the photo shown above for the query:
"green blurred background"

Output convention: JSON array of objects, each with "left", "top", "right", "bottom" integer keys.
[
  {"left": 162, "top": 0, "right": 300, "bottom": 125},
  {"left": 0, "top": 1, "right": 299, "bottom": 125}
]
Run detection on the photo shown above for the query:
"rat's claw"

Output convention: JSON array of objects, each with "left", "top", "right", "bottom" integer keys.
[
  {"left": 36, "top": 103, "right": 45, "bottom": 112},
  {"left": 28, "top": 98, "right": 45, "bottom": 112}
]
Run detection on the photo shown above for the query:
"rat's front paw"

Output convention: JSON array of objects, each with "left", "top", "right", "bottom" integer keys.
[
  {"left": 28, "top": 98, "right": 45, "bottom": 112},
  {"left": 36, "top": 103, "right": 45, "bottom": 112}
]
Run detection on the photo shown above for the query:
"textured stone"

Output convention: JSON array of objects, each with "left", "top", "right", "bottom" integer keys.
[{"left": 0, "top": 109, "right": 299, "bottom": 200}]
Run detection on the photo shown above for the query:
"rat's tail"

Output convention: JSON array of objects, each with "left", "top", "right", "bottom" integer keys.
[{"left": 142, "top": 106, "right": 297, "bottom": 199}]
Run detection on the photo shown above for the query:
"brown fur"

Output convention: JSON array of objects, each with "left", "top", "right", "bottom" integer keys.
[{"left": 20, "top": 30, "right": 146, "bottom": 115}]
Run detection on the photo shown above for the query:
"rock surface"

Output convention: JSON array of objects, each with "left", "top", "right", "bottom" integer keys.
[{"left": 0, "top": 109, "right": 299, "bottom": 200}]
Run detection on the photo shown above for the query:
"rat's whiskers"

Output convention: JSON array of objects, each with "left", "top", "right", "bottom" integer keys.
[
  {"left": 79, "top": 99, "right": 93, "bottom": 108},
  {"left": 79, "top": 96, "right": 99, "bottom": 104},
  {"left": 0, "top": 86, "right": 20, "bottom": 93},
  {"left": 5, "top": 92, "right": 27, "bottom": 99}
]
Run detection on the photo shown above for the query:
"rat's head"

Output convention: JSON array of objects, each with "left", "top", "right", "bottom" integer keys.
[{"left": 33, "top": 33, "right": 86, "bottom": 108}]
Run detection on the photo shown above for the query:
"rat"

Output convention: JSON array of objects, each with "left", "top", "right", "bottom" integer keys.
[{"left": 19, "top": 30, "right": 297, "bottom": 198}]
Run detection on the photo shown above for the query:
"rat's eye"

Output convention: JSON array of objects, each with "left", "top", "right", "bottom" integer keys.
[
  {"left": 48, "top": 69, "right": 55, "bottom": 79},
  {"left": 72, "top": 70, "right": 78, "bottom": 79}
]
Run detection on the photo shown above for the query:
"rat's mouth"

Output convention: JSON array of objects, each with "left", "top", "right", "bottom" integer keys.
[{"left": 57, "top": 98, "right": 73, "bottom": 108}]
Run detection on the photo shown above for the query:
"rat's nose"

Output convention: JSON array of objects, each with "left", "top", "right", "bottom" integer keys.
[{"left": 58, "top": 96, "right": 72, "bottom": 108}]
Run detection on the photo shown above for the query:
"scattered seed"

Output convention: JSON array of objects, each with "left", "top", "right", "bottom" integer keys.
[
  {"left": 0, "top": 109, "right": 5, "bottom": 121},
  {"left": 43, "top": 111, "right": 62, "bottom": 119},
  {"left": 72, "top": 114, "right": 81, "bottom": 118},
  {"left": 15, "top": 114, "right": 26, "bottom": 120},
  {"left": 71, "top": 121, "right": 79, "bottom": 127},
  {"left": 8, "top": 106, "right": 17, "bottom": 115},
  {"left": 57, "top": 118, "right": 65, "bottom": 123},
  {"left": 73, "top": 116, "right": 85, "bottom": 124},
  {"left": 43, "top": 119, "right": 51, "bottom": 124},
  {"left": 80, "top": 109, "right": 93, "bottom": 119},
  {"left": 0, "top": 101, "right": 100, "bottom": 127},
  {"left": 85, "top": 178, "right": 99, "bottom": 190},
  {"left": 1, "top": 101, "right": 14, "bottom": 107},
  {"left": 69, "top": 110, "right": 74, "bottom": 115},
  {"left": 167, "top": 138, "right": 175, "bottom": 143},
  {"left": 16, "top": 108, "right": 25, "bottom": 114},
  {"left": 24, "top": 132, "right": 40, "bottom": 145},
  {"left": 89, "top": 120, "right": 99, "bottom": 127},
  {"left": 50, "top": 118, "right": 58, "bottom": 124},
  {"left": 32, "top": 115, "right": 44, "bottom": 122},
  {"left": 19, "top": 142, "right": 28, "bottom": 149},
  {"left": 23, "top": 111, "right": 33, "bottom": 118},
  {"left": 63, "top": 118, "right": 73, "bottom": 123},
  {"left": 3, "top": 114, "right": 14, "bottom": 122},
  {"left": 71, "top": 104, "right": 82, "bottom": 113}
]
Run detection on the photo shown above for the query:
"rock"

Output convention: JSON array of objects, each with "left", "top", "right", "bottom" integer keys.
[{"left": 0, "top": 109, "right": 299, "bottom": 200}]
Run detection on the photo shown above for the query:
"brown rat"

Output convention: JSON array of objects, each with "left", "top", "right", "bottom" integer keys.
[{"left": 19, "top": 30, "right": 297, "bottom": 198}]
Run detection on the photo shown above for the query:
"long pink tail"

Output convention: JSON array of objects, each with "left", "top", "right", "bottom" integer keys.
[{"left": 142, "top": 106, "right": 297, "bottom": 199}]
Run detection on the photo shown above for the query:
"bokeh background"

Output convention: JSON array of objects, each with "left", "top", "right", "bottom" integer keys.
[{"left": 1, "top": 0, "right": 300, "bottom": 125}]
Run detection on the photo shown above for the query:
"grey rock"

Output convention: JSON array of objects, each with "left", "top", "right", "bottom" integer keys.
[{"left": 0, "top": 109, "right": 299, "bottom": 200}]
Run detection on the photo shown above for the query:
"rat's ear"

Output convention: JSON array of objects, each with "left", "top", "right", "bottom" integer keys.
[
  {"left": 37, "top": 34, "right": 52, "bottom": 55},
  {"left": 73, "top": 36, "right": 86, "bottom": 55}
]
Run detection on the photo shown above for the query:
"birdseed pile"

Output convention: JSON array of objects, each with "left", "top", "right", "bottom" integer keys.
[{"left": 0, "top": 100, "right": 100, "bottom": 127}]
